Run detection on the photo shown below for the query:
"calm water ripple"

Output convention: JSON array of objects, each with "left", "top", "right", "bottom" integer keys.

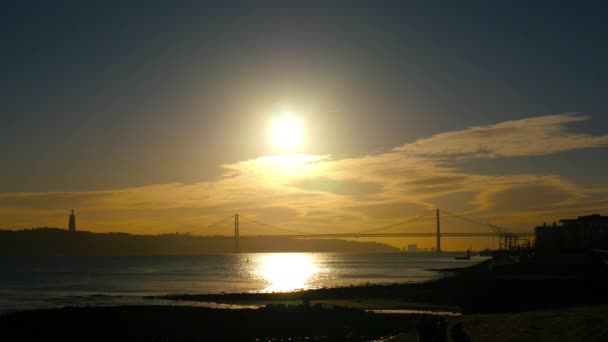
[{"left": 0, "top": 252, "right": 489, "bottom": 313}]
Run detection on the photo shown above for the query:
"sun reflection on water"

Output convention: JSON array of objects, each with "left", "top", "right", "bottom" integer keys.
[{"left": 255, "top": 253, "right": 319, "bottom": 292}]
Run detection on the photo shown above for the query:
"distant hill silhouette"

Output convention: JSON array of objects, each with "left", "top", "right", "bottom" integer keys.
[{"left": 0, "top": 228, "right": 399, "bottom": 255}]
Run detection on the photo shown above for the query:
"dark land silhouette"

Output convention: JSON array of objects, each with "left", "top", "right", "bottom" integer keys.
[
  {"left": 1, "top": 304, "right": 607, "bottom": 341},
  {"left": 0, "top": 228, "right": 399, "bottom": 255}
]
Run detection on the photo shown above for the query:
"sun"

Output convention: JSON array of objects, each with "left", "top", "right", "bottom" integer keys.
[{"left": 269, "top": 108, "right": 304, "bottom": 151}]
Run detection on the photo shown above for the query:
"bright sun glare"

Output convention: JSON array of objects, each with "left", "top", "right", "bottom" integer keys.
[
  {"left": 270, "top": 108, "right": 304, "bottom": 151},
  {"left": 257, "top": 253, "right": 319, "bottom": 292}
]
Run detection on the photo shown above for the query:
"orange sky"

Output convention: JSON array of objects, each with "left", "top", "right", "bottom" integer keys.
[{"left": 2, "top": 114, "right": 607, "bottom": 250}]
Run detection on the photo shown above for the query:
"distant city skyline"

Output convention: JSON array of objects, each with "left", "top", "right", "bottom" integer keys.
[{"left": 1, "top": 2, "right": 607, "bottom": 249}]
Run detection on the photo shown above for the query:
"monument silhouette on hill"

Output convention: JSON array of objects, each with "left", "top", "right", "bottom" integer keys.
[{"left": 68, "top": 209, "right": 76, "bottom": 232}]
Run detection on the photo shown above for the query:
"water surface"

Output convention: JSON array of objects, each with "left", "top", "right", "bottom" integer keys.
[{"left": 0, "top": 252, "right": 488, "bottom": 313}]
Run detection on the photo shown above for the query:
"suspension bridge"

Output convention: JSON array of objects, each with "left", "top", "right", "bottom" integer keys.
[{"left": 193, "top": 209, "right": 534, "bottom": 252}]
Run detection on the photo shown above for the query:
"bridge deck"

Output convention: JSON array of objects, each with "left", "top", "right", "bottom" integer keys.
[{"left": 229, "top": 232, "right": 534, "bottom": 239}]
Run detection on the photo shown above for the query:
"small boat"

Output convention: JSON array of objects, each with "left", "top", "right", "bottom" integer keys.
[{"left": 455, "top": 249, "right": 471, "bottom": 260}]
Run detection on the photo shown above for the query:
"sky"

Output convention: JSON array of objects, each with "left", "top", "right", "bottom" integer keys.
[{"left": 1, "top": 1, "right": 607, "bottom": 249}]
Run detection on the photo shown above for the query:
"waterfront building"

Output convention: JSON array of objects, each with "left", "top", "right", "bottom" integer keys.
[{"left": 535, "top": 214, "right": 608, "bottom": 250}]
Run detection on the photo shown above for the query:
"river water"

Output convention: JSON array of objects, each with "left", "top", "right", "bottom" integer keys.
[{"left": 0, "top": 252, "right": 488, "bottom": 313}]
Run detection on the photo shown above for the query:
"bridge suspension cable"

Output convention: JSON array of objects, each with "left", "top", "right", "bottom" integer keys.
[
  {"left": 238, "top": 214, "right": 310, "bottom": 235},
  {"left": 239, "top": 210, "right": 437, "bottom": 236},
  {"left": 350, "top": 209, "right": 436, "bottom": 234},
  {"left": 440, "top": 209, "right": 534, "bottom": 250},
  {"left": 188, "top": 215, "right": 234, "bottom": 235},
  {"left": 440, "top": 209, "right": 506, "bottom": 234}
]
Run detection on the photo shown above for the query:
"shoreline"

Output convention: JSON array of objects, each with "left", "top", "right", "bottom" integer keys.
[
  {"left": 142, "top": 257, "right": 497, "bottom": 312},
  {"left": 145, "top": 253, "right": 608, "bottom": 314}
]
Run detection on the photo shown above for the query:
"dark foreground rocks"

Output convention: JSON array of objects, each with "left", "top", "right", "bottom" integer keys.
[{"left": 0, "top": 304, "right": 417, "bottom": 341}]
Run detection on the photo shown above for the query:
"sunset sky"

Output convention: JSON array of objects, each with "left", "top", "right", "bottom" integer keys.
[{"left": 1, "top": 2, "right": 607, "bottom": 249}]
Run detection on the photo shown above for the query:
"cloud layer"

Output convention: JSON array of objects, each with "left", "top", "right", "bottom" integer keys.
[
  {"left": 395, "top": 114, "right": 608, "bottom": 158},
  {"left": 1, "top": 114, "right": 607, "bottom": 249}
]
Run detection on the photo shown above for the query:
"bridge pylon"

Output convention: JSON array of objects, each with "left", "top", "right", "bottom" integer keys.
[
  {"left": 234, "top": 214, "right": 240, "bottom": 253},
  {"left": 436, "top": 209, "right": 441, "bottom": 253}
]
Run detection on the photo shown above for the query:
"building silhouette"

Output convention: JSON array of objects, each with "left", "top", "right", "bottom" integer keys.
[
  {"left": 535, "top": 214, "right": 608, "bottom": 250},
  {"left": 68, "top": 209, "right": 76, "bottom": 232}
]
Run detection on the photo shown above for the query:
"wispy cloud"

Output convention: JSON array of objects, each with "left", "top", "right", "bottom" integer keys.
[{"left": 394, "top": 114, "right": 608, "bottom": 158}]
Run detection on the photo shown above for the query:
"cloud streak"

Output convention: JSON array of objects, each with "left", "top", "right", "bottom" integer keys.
[{"left": 395, "top": 114, "right": 608, "bottom": 158}]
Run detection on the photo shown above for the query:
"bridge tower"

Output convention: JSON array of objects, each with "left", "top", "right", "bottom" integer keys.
[
  {"left": 436, "top": 209, "right": 441, "bottom": 253},
  {"left": 233, "top": 214, "right": 240, "bottom": 253}
]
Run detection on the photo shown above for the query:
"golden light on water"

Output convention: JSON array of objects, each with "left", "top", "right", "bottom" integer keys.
[{"left": 256, "top": 253, "right": 319, "bottom": 292}]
